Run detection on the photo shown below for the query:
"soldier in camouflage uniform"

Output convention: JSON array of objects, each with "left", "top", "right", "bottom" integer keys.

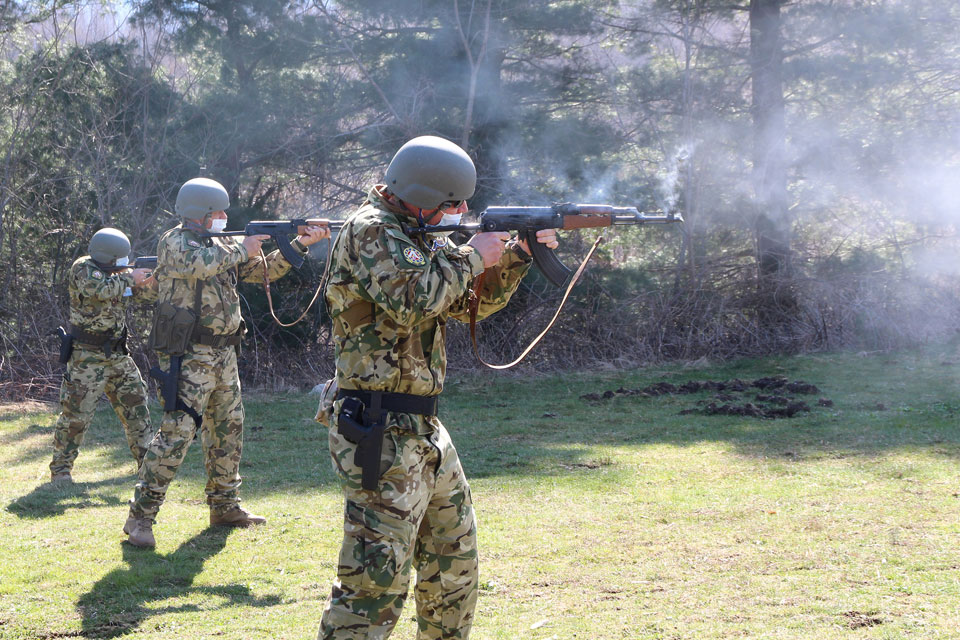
[
  {"left": 124, "top": 177, "right": 328, "bottom": 548},
  {"left": 318, "top": 136, "right": 558, "bottom": 640},
  {"left": 50, "top": 228, "right": 157, "bottom": 483}
]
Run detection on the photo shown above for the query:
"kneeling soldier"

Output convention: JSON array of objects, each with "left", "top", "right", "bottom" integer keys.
[
  {"left": 50, "top": 228, "right": 157, "bottom": 483},
  {"left": 124, "top": 177, "right": 328, "bottom": 548}
]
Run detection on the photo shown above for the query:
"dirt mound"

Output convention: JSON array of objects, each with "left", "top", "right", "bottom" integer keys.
[{"left": 580, "top": 377, "right": 830, "bottom": 419}]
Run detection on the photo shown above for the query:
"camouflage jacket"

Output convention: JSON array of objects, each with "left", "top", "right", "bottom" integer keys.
[
  {"left": 67, "top": 256, "right": 156, "bottom": 335},
  {"left": 325, "top": 185, "right": 531, "bottom": 397},
  {"left": 154, "top": 224, "right": 304, "bottom": 336}
]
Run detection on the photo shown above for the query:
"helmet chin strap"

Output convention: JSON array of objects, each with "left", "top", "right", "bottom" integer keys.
[{"left": 183, "top": 217, "right": 207, "bottom": 234}]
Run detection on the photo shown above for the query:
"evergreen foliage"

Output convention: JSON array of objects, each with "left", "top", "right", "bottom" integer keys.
[{"left": 0, "top": 1, "right": 958, "bottom": 395}]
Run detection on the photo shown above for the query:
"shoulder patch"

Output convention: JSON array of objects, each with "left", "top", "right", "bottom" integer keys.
[
  {"left": 187, "top": 240, "right": 201, "bottom": 248},
  {"left": 91, "top": 270, "right": 103, "bottom": 280},
  {"left": 402, "top": 246, "right": 427, "bottom": 266}
]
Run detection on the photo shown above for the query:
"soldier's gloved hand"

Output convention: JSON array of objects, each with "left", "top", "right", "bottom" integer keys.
[
  {"left": 468, "top": 232, "right": 511, "bottom": 268},
  {"left": 516, "top": 229, "right": 559, "bottom": 256},
  {"left": 131, "top": 268, "right": 151, "bottom": 286},
  {"left": 297, "top": 225, "right": 330, "bottom": 247},
  {"left": 242, "top": 234, "right": 271, "bottom": 257}
]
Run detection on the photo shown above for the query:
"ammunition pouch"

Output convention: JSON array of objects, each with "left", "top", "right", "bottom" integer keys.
[
  {"left": 147, "top": 279, "right": 204, "bottom": 428},
  {"left": 56, "top": 326, "right": 74, "bottom": 365},
  {"left": 335, "top": 389, "right": 438, "bottom": 491},
  {"left": 148, "top": 302, "right": 197, "bottom": 356}
]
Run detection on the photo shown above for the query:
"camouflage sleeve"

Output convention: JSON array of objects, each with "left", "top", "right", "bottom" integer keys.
[
  {"left": 74, "top": 264, "right": 134, "bottom": 302},
  {"left": 132, "top": 279, "right": 159, "bottom": 304},
  {"left": 237, "top": 243, "right": 303, "bottom": 283},
  {"left": 350, "top": 222, "right": 485, "bottom": 326},
  {"left": 159, "top": 232, "right": 247, "bottom": 280},
  {"left": 448, "top": 240, "right": 531, "bottom": 322}
]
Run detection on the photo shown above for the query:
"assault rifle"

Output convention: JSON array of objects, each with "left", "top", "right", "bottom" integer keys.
[
  {"left": 133, "top": 256, "right": 157, "bottom": 270},
  {"left": 404, "top": 204, "right": 682, "bottom": 286},
  {"left": 203, "top": 219, "right": 343, "bottom": 269}
]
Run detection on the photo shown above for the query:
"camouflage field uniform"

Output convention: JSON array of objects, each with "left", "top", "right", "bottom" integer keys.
[
  {"left": 50, "top": 257, "right": 156, "bottom": 477},
  {"left": 128, "top": 225, "right": 305, "bottom": 521},
  {"left": 319, "top": 186, "right": 531, "bottom": 640}
]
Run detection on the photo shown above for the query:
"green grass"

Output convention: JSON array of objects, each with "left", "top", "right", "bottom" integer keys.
[{"left": 2, "top": 346, "right": 960, "bottom": 639}]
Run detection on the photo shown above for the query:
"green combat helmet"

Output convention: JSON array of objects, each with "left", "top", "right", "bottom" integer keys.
[
  {"left": 384, "top": 136, "right": 476, "bottom": 209},
  {"left": 88, "top": 228, "right": 131, "bottom": 265},
  {"left": 175, "top": 177, "right": 230, "bottom": 220}
]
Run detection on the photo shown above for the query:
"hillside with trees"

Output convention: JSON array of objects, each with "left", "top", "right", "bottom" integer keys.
[{"left": 1, "top": 0, "right": 957, "bottom": 397}]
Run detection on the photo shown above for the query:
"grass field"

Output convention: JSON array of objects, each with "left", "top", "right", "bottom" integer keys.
[{"left": 1, "top": 346, "right": 959, "bottom": 639}]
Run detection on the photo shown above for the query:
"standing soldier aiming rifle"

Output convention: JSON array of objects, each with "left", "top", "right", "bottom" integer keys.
[
  {"left": 317, "top": 135, "right": 557, "bottom": 639},
  {"left": 50, "top": 228, "right": 157, "bottom": 483},
  {"left": 124, "top": 177, "right": 328, "bottom": 548}
]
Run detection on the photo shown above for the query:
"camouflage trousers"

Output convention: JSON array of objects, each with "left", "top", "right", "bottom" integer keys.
[
  {"left": 50, "top": 345, "right": 152, "bottom": 476},
  {"left": 129, "top": 345, "right": 244, "bottom": 521},
  {"left": 319, "top": 415, "right": 478, "bottom": 640}
]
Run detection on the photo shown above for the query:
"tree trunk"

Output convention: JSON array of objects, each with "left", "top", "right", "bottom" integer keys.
[{"left": 749, "top": 0, "right": 792, "bottom": 297}]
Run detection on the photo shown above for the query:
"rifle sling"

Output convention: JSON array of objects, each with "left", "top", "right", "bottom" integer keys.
[
  {"left": 257, "top": 240, "right": 334, "bottom": 328},
  {"left": 469, "top": 235, "right": 604, "bottom": 370}
]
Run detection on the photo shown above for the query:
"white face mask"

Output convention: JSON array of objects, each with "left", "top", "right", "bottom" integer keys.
[
  {"left": 436, "top": 212, "right": 462, "bottom": 237},
  {"left": 208, "top": 218, "right": 228, "bottom": 233},
  {"left": 115, "top": 256, "right": 130, "bottom": 267}
]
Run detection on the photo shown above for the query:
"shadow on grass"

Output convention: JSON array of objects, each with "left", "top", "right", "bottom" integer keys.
[
  {"left": 0, "top": 421, "right": 53, "bottom": 450},
  {"left": 77, "top": 527, "right": 281, "bottom": 638},
  {"left": 5, "top": 475, "right": 131, "bottom": 519},
  {"left": 0, "top": 402, "right": 148, "bottom": 467}
]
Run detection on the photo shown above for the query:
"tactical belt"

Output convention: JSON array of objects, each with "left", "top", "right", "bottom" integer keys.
[
  {"left": 337, "top": 389, "right": 439, "bottom": 416},
  {"left": 192, "top": 326, "right": 242, "bottom": 348},
  {"left": 69, "top": 324, "right": 122, "bottom": 346}
]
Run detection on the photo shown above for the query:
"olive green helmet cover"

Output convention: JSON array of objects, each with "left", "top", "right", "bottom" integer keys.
[
  {"left": 384, "top": 136, "right": 476, "bottom": 209},
  {"left": 88, "top": 227, "right": 131, "bottom": 264},
  {"left": 175, "top": 177, "right": 230, "bottom": 219}
]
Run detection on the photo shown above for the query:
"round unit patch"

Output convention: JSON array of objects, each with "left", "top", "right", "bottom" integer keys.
[
  {"left": 91, "top": 270, "right": 103, "bottom": 280},
  {"left": 402, "top": 246, "right": 427, "bottom": 266}
]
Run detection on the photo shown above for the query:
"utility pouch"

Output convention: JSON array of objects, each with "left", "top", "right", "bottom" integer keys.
[
  {"left": 337, "top": 395, "right": 386, "bottom": 491},
  {"left": 148, "top": 302, "right": 197, "bottom": 355},
  {"left": 314, "top": 378, "right": 338, "bottom": 427},
  {"left": 56, "top": 326, "right": 74, "bottom": 365}
]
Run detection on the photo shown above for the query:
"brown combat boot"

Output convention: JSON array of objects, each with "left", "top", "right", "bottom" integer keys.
[
  {"left": 50, "top": 472, "right": 73, "bottom": 484},
  {"left": 126, "top": 518, "right": 156, "bottom": 548},
  {"left": 123, "top": 515, "right": 137, "bottom": 535},
  {"left": 210, "top": 506, "right": 266, "bottom": 527}
]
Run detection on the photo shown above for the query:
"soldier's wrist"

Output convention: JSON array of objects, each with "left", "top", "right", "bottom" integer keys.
[
  {"left": 509, "top": 240, "right": 533, "bottom": 263},
  {"left": 464, "top": 245, "right": 485, "bottom": 275},
  {"left": 292, "top": 238, "right": 308, "bottom": 253}
]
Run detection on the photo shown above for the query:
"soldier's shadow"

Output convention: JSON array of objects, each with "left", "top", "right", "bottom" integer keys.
[
  {"left": 77, "top": 526, "right": 280, "bottom": 638},
  {"left": 6, "top": 476, "right": 129, "bottom": 519}
]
